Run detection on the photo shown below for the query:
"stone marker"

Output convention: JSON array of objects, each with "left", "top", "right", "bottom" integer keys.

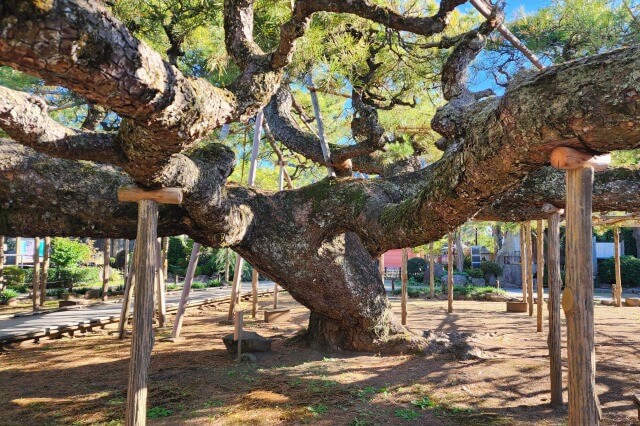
[{"left": 222, "top": 331, "right": 272, "bottom": 354}]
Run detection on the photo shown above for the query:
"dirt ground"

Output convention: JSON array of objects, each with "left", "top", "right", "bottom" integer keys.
[{"left": 0, "top": 294, "right": 638, "bottom": 426}]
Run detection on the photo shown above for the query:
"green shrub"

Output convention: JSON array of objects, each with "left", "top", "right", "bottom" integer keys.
[
  {"left": 452, "top": 285, "right": 506, "bottom": 298},
  {"left": 167, "top": 237, "right": 188, "bottom": 275},
  {"left": 407, "top": 257, "right": 428, "bottom": 281},
  {"left": 480, "top": 261, "right": 502, "bottom": 278},
  {"left": 466, "top": 268, "right": 484, "bottom": 279},
  {"left": 192, "top": 282, "right": 206, "bottom": 289},
  {"left": 166, "top": 283, "right": 179, "bottom": 291},
  {"left": 56, "top": 267, "right": 101, "bottom": 286},
  {"left": 207, "top": 279, "right": 222, "bottom": 288},
  {"left": 51, "top": 238, "right": 92, "bottom": 268},
  {"left": 599, "top": 255, "right": 640, "bottom": 287},
  {"left": 0, "top": 288, "right": 19, "bottom": 302},
  {"left": 3, "top": 266, "right": 26, "bottom": 286},
  {"left": 46, "top": 288, "right": 65, "bottom": 298},
  {"left": 8, "top": 283, "right": 29, "bottom": 293}
]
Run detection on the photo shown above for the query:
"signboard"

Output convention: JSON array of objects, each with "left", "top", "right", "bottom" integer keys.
[
  {"left": 17, "top": 238, "right": 45, "bottom": 263},
  {"left": 471, "top": 246, "right": 482, "bottom": 268}
]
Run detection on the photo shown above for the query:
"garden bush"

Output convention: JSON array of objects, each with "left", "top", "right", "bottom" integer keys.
[
  {"left": 598, "top": 255, "right": 640, "bottom": 287},
  {"left": 192, "top": 282, "right": 206, "bottom": 290},
  {"left": 207, "top": 279, "right": 223, "bottom": 288},
  {"left": 465, "top": 268, "right": 484, "bottom": 279},
  {"left": 7, "top": 283, "right": 28, "bottom": 293},
  {"left": 50, "top": 238, "right": 92, "bottom": 267},
  {"left": 55, "top": 266, "right": 101, "bottom": 287},
  {"left": 407, "top": 258, "right": 428, "bottom": 281},
  {"left": 0, "top": 288, "right": 19, "bottom": 303},
  {"left": 3, "top": 266, "right": 26, "bottom": 286},
  {"left": 480, "top": 261, "right": 502, "bottom": 279}
]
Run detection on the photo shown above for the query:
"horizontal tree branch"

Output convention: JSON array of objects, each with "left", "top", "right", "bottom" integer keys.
[{"left": 0, "top": 86, "right": 126, "bottom": 165}]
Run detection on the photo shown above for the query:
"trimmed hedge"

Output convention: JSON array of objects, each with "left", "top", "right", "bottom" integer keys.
[
  {"left": 407, "top": 257, "right": 428, "bottom": 281},
  {"left": 3, "top": 266, "right": 26, "bottom": 286},
  {"left": 598, "top": 255, "right": 640, "bottom": 287}
]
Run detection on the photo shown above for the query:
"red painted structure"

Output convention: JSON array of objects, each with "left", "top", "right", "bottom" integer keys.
[{"left": 383, "top": 248, "right": 419, "bottom": 267}]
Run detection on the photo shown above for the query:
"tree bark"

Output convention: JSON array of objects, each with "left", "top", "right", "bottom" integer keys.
[
  {"left": 547, "top": 211, "right": 563, "bottom": 406},
  {"left": 155, "top": 240, "right": 167, "bottom": 328},
  {"left": 520, "top": 224, "right": 528, "bottom": 302},
  {"left": 126, "top": 200, "right": 157, "bottom": 426},
  {"left": 39, "top": 236, "right": 50, "bottom": 307},
  {"left": 564, "top": 167, "right": 601, "bottom": 425},
  {"left": 161, "top": 237, "right": 169, "bottom": 279}
]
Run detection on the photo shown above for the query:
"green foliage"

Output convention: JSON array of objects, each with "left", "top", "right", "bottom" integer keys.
[
  {"left": 167, "top": 236, "right": 189, "bottom": 275},
  {"left": 599, "top": 255, "right": 640, "bottom": 287},
  {"left": 192, "top": 282, "right": 206, "bottom": 290},
  {"left": 407, "top": 257, "right": 428, "bottom": 281},
  {"left": 480, "top": 261, "right": 502, "bottom": 278},
  {"left": 451, "top": 285, "right": 506, "bottom": 298},
  {"left": 207, "top": 279, "right": 222, "bottom": 288},
  {"left": 394, "top": 408, "right": 421, "bottom": 420},
  {"left": 50, "top": 238, "right": 92, "bottom": 268},
  {"left": 146, "top": 407, "right": 173, "bottom": 419},
  {"left": 55, "top": 267, "right": 101, "bottom": 286},
  {"left": 46, "top": 288, "right": 66, "bottom": 298},
  {"left": 412, "top": 396, "right": 436, "bottom": 409},
  {"left": 466, "top": 268, "right": 484, "bottom": 279},
  {"left": 3, "top": 266, "right": 26, "bottom": 286},
  {"left": 7, "top": 283, "right": 28, "bottom": 293},
  {"left": 0, "top": 288, "right": 19, "bottom": 302},
  {"left": 307, "top": 404, "right": 328, "bottom": 416}
]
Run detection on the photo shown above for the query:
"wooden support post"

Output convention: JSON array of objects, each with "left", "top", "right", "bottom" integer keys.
[
  {"left": 228, "top": 255, "right": 244, "bottom": 320},
  {"left": 520, "top": 224, "right": 527, "bottom": 302},
  {"left": 224, "top": 248, "right": 230, "bottom": 284},
  {"left": 32, "top": 237, "right": 40, "bottom": 310},
  {"left": 429, "top": 242, "right": 435, "bottom": 299},
  {"left": 547, "top": 210, "right": 563, "bottom": 406},
  {"left": 124, "top": 239, "right": 130, "bottom": 283},
  {"left": 39, "top": 237, "right": 50, "bottom": 306},
  {"left": 251, "top": 268, "right": 258, "bottom": 319},
  {"left": 614, "top": 227, "right": 622, "bottom": 307},
  {"left": 273, "top": 282, "right": 279, "bottom": 309},
  {"left": 118, "top": 186, "right": 182, "bottom": 426},
  {"left": 170, "top": 242, "right": 200, "bottom": 340},
  {"left": 15, "top": 236, "right": 21, "bottom": 267},
  {"left": 537, "top": 220, "right": 545, "bottom": 332},
  {"left": 448, "top": 232, "right": 454, "bottom": 313},
  {"left": 0, "top": 235, "right": 4, "bottom": 291},
  {"left": 306, "top": 73, "right": 336, "bottom": 178},
  {"left": 118, "top": 259, "right": 135, "bottom": 340},
  {"left": 552, "top": 146, "right": 607, "bottom": 425},
  {"left": 102, "top": 239, "right": 111, "bottom": 301},
  {"left": 235, "top": 310, "right": 244, "bottom": 362},
  {"left": 125, "top": 200, "right": 157, "bottom": 426},
  {"left": 401, "top": 248, "right": 408, "bottom": 326},
  {"left": 161, "top": 237, "right": 168, "bottom": 279},
  {"left": 526, "top": 222, "right": 534, "bottom": 316},
  {"left": 155, "top": 239, "right": 167, "bottom": 328}
]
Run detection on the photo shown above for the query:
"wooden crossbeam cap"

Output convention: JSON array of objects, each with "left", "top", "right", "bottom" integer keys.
[
  {"left": 550, "top": 147, "right": 611, "bottom": 171},
  {"left": 117, "top": 186, "right": 183, "bottom": 205}
]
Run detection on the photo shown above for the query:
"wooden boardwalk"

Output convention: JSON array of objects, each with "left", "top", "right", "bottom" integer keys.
[{"left": 0, "top": 282, "right": 275, "bottom": 345}]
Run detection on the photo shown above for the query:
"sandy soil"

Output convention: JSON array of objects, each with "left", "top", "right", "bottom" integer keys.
[{"left": 0, "top": 294, "right": 638, "bottom": 425}]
